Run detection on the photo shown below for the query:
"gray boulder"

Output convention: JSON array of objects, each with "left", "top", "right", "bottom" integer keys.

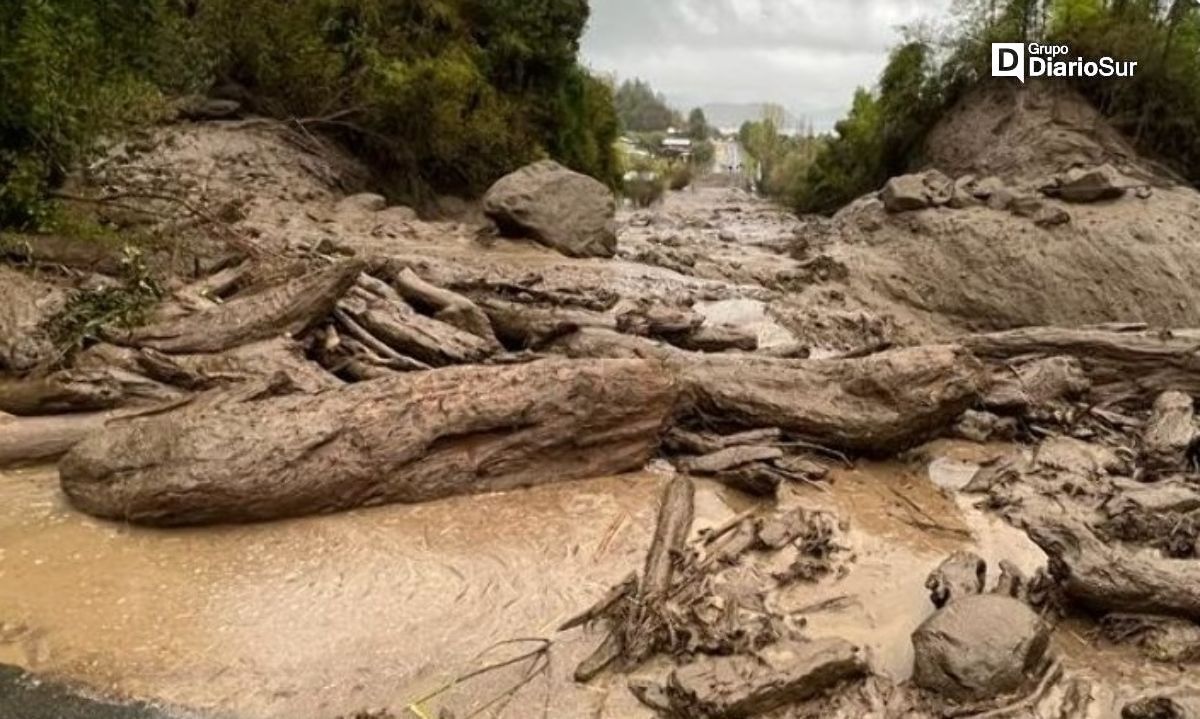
[
  {"left": 912, "top": 593, "right": 1051, "bottom": 703},
  {"left": 1056, "top": 164, "right": 1126, "bottom": 203},
  {"left": 881, "top": 170, "right": 953, "bottom": 213},
  {"left": 483, "top": 160, "right": 617, "bottom": 258}
]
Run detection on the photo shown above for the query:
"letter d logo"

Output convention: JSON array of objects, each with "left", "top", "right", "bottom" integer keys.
[{"left": 992, "top": 43, "right": 1025, "bottom": 83}]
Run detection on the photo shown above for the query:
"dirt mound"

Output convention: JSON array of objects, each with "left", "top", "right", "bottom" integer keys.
[
  {"left": 920, "top": 80, "right": 1170, "bottom": 185},
  {"left": 808, "top": 83, "right": 1200, "bottom": 341}
]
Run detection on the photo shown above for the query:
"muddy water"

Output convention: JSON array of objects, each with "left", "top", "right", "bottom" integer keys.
[{"left": 0, "top": 446, "right": 1187, "bottom": 718}]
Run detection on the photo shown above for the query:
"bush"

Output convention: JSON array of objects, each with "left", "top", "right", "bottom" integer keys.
[
  {"left": 0, "top": 0, "right": 620, "bottom": 227},
  {"left": 667, "top": 164, "right": 693, "bottom": 191}
]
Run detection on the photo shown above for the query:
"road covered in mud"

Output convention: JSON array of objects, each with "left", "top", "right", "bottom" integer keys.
[{"left": 4, "top": 81, "right": 1200, "bottom": 718}]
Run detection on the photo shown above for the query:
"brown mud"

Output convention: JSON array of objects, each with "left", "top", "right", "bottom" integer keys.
[{"left": 1, "top": 443, "right": 1188, "bottom": 718}]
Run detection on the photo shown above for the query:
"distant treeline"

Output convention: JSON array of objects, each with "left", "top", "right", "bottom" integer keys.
[
  {"left": 741, "top": 0, "right": 1200, "bottom": 215},
  {"left": 0, "top": 0, "right": 620, "bottom": 228}
]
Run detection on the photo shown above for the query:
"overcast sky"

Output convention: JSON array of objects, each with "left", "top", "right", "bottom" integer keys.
[{"left": 581, "top": 0, "right": 951, "bottom": 129}]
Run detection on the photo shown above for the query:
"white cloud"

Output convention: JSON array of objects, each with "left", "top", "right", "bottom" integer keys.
[{"left": 581, "top": 0, "right": 951, "bottom": 128}]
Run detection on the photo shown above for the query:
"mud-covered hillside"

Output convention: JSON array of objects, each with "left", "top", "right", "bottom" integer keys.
[{"left": 3, "top": 84, "right": 1200, "bottom": 718}]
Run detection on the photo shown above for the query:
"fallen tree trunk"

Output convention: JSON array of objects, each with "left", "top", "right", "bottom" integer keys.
[
  {"left": 59, "top": 359, "right": 677, "bottom": 525},
  {"left": 553, "top": 330, "right": 986, "bottom": 453},
  {"left": 110, "top": 259, "right": 363, "bottom": 353},
  {"left": 0, "top": 411, "right": 114, "bottom": 466},
  {"left": 337, "top": 288, "right": 494, "bottom": 367},
  {"left": 384, "top": 266, "right": 500, "bottom": 347},
  {"left": 673, "top": 345, "right": 985, "bottom": 454},
  {"left": 1026, "top": 517, "right": 1200, "bottom": 620},
  {"left": 481, "top": 300, "right": 615, "bottom": 350},
  {"left": 0, "top": 368, "right": 184, "bottom": 416},
  {"left": 965, "top": 327, "right": 1200, "bottom": 407}
]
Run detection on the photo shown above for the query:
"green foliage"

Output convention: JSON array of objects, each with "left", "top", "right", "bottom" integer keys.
[
  {"left": 0, "top": 0, "right": 619, "bottom": 226},
  {"left": 686, "top": 108, "right": 712, "bottom": 141},
  {"left": 47, "top": 245, "right": 163, "bottom": 354},
  {"left": 615, "top": 79, "right": 680, "bottom": 132},
  {"left": 775, "top": 0, "right": 1200, "bottom": 215},
  {"left": 0, "top": 0, "right": 182, "bottom": 229}
]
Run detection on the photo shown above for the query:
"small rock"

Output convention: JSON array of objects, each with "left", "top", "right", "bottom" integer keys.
[
  {"left": 972, "top": 176, "right": 1008, "bottom": 200},
  {"left": 987, "top": 187, "right": 1018, "bottom": 212},
  {"left": 336, "top": 193, "right": 388, "bottom": 213},
  {"left": 1055, "top": 164, "right": 1127, "bottom": 203},
  {"left": 912, "top": 594, "right": 1051, "bottom": 703},
  {"left": 1136, "top": 185, "right": 1154, "bottom": 200},
  {"left": 1034, "top": 205, "right": 1071, "bottom": 227},
  {"left": 1123, "top": 692, "right": 1200, "bottom": 719},
  {"left": 718, "top": 229, "right": 737, "bottom": 242},
  {"left": 949, "top": 175, "right": 982, "bottom": 208},
  {"left": 954, "top": 409, "right": 1018, "bottom": 443},
  {"left": 926, "top": 551, "right": 987, "bottom": 608}
]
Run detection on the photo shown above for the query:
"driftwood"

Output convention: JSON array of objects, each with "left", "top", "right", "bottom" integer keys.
[
  {"left": 336, "top": 278, "right": 494, "bottom": 367},
  {"left": 673, "top": 345, "right": 985, "bottom": 454},
  {"left": 111, "top": 260, "right": 363, "bottom": 353},
  {"left": 385, "top": 266, "right": 500, "bottom": 346},
  {"left": 965, "top": 327, "right": 1200, "bottom": 406},
  {"left": 642, "top": 476, "right": 696, "bottom": 599},
  {"left": 665, "top": 427, "right": 785, "bottom": 455},
  {"left": 983, "top": 356, "right": 1090, "bottom": 413},
  {"left": 1026, "top": 517, "right": 1200, "bottom": 620},
  {"left": 77, "top": 339, "right": 340, "bottom": 394},
  {"left": 575, "top": 476, "right": 697, "bottom": 681},
  {"left": 673, "top": 323, "right": 759, "bottom": 353},
  {"left": 0, "top": 368, "right": 184, "bottom": 416},
  {"left": 0, "top": 411, "right": 112, "bottom": 466},
  {"left": 662, "top": 639, "right": 867, "bottom": 717},
  {"left": 554, "top": 331, "right": 986, "bottom": 453},
  {"left": 481, "top": 299, "right": 615, "bottom": 350},
  {"left": 59, "top": 359, "right": 677, "bottom": 525}
]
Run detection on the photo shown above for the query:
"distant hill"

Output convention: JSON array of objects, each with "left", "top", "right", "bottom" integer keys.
[{"left": 701, "top": 102, "right": 802, "bottom": 133}]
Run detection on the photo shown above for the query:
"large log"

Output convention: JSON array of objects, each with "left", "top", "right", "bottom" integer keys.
[
  {"left": 672, "top": 345, "right": 985, "bottom": 454},
  {"left": 1027, "top": 517, "right": 1200, "bottom": 620},
  {"left": 965, "top": 327, "right": 1200, "bottom": 406},
  {"left": 0, "top": 368, "right": 184, "bottom": 416},
  {"left": 552, "top": 331, "right": 985, "bottom": 453},
  {"left": 111, "top": 260, "right": 363, "bottom": 353},
  {"left": 0, "top": 411, "right": 113, "bottom": 466},
  {"left": 59, "top": 359, "right": 677, "bottom": 525}
]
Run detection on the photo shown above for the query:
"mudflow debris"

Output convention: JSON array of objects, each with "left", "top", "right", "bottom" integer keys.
[{"left": 4, "top": 79, "right": 1200, "bottom": 718}]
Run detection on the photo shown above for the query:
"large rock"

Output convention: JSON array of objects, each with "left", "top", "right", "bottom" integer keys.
[
  {"left": 60, "top": 359, "right": 677, "bottom": 525},
  {"left": 880, "top": 170, "right": 953, "bottom": 213},
  {"left": 483, "top": 160, "right": 617, "bottom": 258},
  {"left": 912, "top": 593, "right": 1051, "bottom": 703}
]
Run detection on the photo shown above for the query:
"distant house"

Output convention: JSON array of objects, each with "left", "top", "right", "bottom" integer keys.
[{"left": 660, "top": 136, "right": 692, "bottom": 158}]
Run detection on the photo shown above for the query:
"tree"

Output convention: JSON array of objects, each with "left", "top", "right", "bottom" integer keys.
[
  {"left": 686, "top": 108, "right": 711, "bottom": 140},
  {"left": 614, "top": 79, "right": 677, "bottom": 132}
]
